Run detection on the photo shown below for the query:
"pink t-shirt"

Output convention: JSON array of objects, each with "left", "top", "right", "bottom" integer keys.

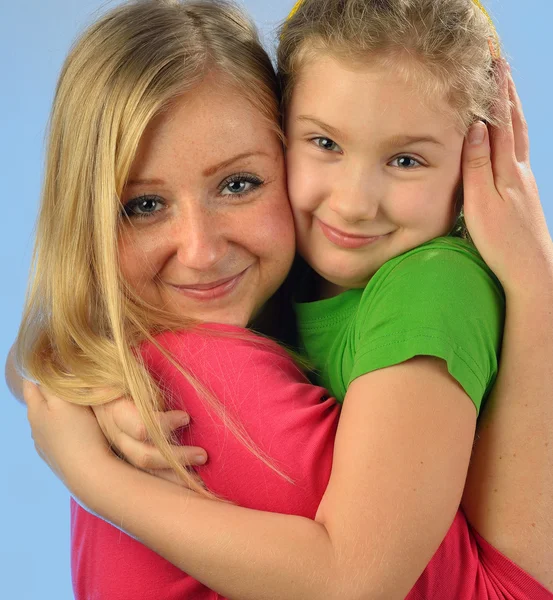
[{"left": 71, "top": 325, "right": 552, "bottom": 599}]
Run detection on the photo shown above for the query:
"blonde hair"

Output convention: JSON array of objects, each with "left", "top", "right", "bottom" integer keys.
[
  {"left": 278, "top": 0, "right": 502, "bottom": 130},
  {"left": 16, "top": 0, "right": 285, "bottom": 498}
]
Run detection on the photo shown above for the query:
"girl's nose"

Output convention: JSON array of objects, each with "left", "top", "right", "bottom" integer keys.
[{"left": 328, "top": 171, "right": 381, "bottom": 223}]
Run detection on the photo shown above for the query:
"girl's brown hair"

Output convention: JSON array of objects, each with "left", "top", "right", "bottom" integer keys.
[{"left": 278, "top": 0, "right": 502, "bottom": 130}]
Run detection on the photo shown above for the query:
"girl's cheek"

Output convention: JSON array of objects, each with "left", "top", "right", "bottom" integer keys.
[{"left": 287, "top": 162, "right": 322, "bottom": 213}]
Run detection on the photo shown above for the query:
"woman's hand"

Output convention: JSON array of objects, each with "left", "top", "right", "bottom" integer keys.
[
  {"left": 25, "top": 381, "right": 113, "bottom": 494},
  {"left": 92, "top": 398, "right": 208, "bottom": 473},
  {"left": 462, "top": 59, "right": 553, "bottom": 296}
]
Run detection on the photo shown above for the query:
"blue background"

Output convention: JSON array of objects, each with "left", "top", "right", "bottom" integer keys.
[{"left": 1, "top": 1, "right": 551, "bottom": 598}]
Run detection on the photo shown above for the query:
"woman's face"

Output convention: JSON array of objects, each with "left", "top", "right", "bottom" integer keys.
[{"left": 118, "top": 74, "right": 295, "bottom": 327}]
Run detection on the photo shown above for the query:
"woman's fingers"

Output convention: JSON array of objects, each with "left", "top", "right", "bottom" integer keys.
[
  {"left": 462, "top": 121, "right": 495, "bottom": 203},
  {"left": 507, "top": 72, "right": 530, "bottom": 163},
  {"left": 489, "top": 59, "right": 516, "bottom": 177},
  {"left": 114, "top": 431, "right": 207, "bottom": 470}
]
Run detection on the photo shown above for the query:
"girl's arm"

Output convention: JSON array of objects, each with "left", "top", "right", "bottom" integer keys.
[
  {"left": 460, "top": 63, "right": 553, "bottom": 587},
  {"left": 27, "top": 357, "right": 476, "bottom": 600},
  {"left": 5, "top": 345, "right": 201, "bottom": 472}
]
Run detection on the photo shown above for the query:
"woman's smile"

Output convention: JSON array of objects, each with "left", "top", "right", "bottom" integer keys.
[
  {"left": 118, "top": 74, "right": 295, "bottom": 326},
  {"left": 167, "top": 266, "right": 251, "bottom": 301}
]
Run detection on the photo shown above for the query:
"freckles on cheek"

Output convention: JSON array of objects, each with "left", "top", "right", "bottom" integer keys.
[
  {"left": 118, "top": 231, "right": 157, "bottom": 286},
  {"left": 263, "top": 203, "right": 295, "bottom": 248}
]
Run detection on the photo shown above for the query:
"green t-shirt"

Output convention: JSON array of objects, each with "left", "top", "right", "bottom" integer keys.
[{"left": 295, "top": 237, "right": 505, "bottom": 413}]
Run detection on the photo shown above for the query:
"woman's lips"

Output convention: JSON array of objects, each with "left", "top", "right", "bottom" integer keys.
[
  {"left": 316, "top": 218, "right": 388, "bottom": 249},
  {"left": 169, "top": 268, "right": 249, "bottom": 301}
]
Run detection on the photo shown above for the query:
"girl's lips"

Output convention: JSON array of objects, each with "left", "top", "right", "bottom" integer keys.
[
  {"left": 316, "top": 218, "right": 388, "bottom": 249},
  {"left": 169, "top": 268, "right": 249, "bottom": 301}
]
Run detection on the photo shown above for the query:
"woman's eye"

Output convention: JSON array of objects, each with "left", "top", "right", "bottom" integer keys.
[
  {"left": 122, "top": 195, "right": 165, "bottom": 218},
  {"left": 220, "top": 173, "right": 263, "bottom": 197},
  {"left": 313, "top": 137, "right": 342, "bottom": 153},
  {"left": 389, "top": 156, "right": 423, "bottom": 169}
]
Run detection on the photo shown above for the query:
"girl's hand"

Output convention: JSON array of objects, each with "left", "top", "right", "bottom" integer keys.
[
  {"left": 462, "top": 59, "right": 553, "bottom": 296},
  {"left": 92, "top": 398, "right": 208, "bottom": 473},
  {"left": 25, "top": 381, "right": 113, "bottom": 494}
]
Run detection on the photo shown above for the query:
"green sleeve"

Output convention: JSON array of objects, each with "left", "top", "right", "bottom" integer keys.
[{"left": 350, "top": 243, "right": 505, "bottom": 413}]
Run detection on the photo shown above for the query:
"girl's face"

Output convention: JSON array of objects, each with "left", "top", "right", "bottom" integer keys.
[
  {"left": 286, "top": 53, "right": 465, "bottom": 293},
  {"left": 118, "top": 74, "right": 295, "bottom": 327}
]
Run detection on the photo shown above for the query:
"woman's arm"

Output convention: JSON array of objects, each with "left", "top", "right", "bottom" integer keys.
[
  {"left": 27, "top": 357, "right": 476, "bottom": 600},
  {"left": 5, "top": 346, "right": 24, "bottom": 403},
  {"left": 460, "top": 63, "right": 553, "bottom": 589}
]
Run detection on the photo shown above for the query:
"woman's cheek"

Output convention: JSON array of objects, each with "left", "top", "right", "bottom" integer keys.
[
  {"left": 118, "top": 228, "right": 162, "bottom": 294},
  {"left": 263, "top": 189, "right": 296, "bottom": 256}
]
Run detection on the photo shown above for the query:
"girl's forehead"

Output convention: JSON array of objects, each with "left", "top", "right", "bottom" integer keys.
[{"left": 292, "top": 52, "right": 456, "bottom": 120}]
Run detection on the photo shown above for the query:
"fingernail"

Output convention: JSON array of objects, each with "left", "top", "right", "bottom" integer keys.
[
  {"left": 194, "top": 454, "right": 207, "bottom": 465},
  {"left": 468, "top": 122, "right": 486, "bottom": 145},
  {"left": 180, "top": 413, "right": 190, "bottom": 426}
]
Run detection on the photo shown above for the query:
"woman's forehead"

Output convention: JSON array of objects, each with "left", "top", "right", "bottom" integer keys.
[{"left": 131, "top": 80, "right": 280, "bottom": 176}]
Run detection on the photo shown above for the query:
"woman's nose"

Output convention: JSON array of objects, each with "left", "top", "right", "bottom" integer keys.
[{"left": 173, "top": 208, "right": 227, "bottom": 271}]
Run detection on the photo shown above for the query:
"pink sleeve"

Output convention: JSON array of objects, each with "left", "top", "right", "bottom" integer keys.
[
  {"left": 141, "top": 325, "right": 338, "bottom": 515},
  {"left": 408, "top": 510, "right": 553, "bottom": 600}
]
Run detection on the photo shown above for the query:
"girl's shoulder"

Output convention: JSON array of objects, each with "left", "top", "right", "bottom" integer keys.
[
  {"left": 381, "top": 236, "right": 489, "bottom": 276},
  {"left": 366, "top": 236, "right": 503, "bottom": 300}
]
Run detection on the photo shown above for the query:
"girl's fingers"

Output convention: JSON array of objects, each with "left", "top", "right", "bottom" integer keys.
[
  {"left": 507, "top": 72, "right": 530, "bottom": 163},
  {"left": 107, "top": 398, "right": 189, "bottom": 441},
  {"left": 114, "top": 432, "right": 207, "bottom": 470}
]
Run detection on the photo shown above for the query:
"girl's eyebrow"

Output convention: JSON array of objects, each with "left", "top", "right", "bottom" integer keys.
[
  {"left": 384, "top": 134, "right": 445, "bottom": 148},
  {"left": 296, "top": 115, "right": 344, "bottom": 141},
  {"left": 295, "top": 116, "right": 444, "bottom": 150}
]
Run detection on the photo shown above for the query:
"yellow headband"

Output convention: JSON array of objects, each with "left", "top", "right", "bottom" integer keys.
[
  {"left": 472, "top": 0, "right": 501, "bottom": 58},
  {"left": 287, "top": 0, "right": 303, "bottom": 21},
  {"left": 285, "top": 0, "right": 500, "bottom": 58}
]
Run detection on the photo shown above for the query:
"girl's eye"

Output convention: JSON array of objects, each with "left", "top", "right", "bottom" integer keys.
[
  {"left": 389, "top": 155, "right": 423, "bottom": 169},
  {"left": 313, "top": 137, "right": 342, "bottom": 153},
  {"left": 219, "top": 173, "right": 264, "bottom": 197},
  {"left": 122, "top": 195, "right": 165, "bottom": 219}
]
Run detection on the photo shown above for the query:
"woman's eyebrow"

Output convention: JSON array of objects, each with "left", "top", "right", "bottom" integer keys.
[
  {"left": 126, "top": 177, "right": 165, "bottom": 188},
  {"left": 127, "top": 151, "right": 271, "bottom": 188},
  {"left": 203, "top": 151, "right": 270, "bottom": 177}
]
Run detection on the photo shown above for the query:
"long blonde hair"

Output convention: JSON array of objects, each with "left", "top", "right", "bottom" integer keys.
[
  {"left": 16, "top": 0, "right": 285, "bottom": 497},
  {"left": 278, "top": 0, "right": 502, "bottom": 130}
]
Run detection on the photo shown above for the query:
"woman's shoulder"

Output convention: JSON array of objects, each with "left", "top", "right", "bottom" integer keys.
[{"left": 140, "top": 324, "right": 303, "bottom": 392}]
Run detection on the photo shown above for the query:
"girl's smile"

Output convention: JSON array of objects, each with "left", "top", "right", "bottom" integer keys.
[{"left": 286, "top": 53, "right": 465, "bottom": 291}]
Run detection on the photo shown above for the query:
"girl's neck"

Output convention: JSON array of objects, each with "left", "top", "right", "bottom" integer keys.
[{"left": 317, "top": 277, "right": 348, "bottom": 300}]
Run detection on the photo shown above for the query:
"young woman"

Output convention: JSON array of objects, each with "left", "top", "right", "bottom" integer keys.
[{"left": 12, "top": 1, "right": 553, "bottom": 598}]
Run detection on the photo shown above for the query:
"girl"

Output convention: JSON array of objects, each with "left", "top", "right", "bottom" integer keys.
[{"left": 17, "top": 0, "right": 553, "bottom": 598}]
